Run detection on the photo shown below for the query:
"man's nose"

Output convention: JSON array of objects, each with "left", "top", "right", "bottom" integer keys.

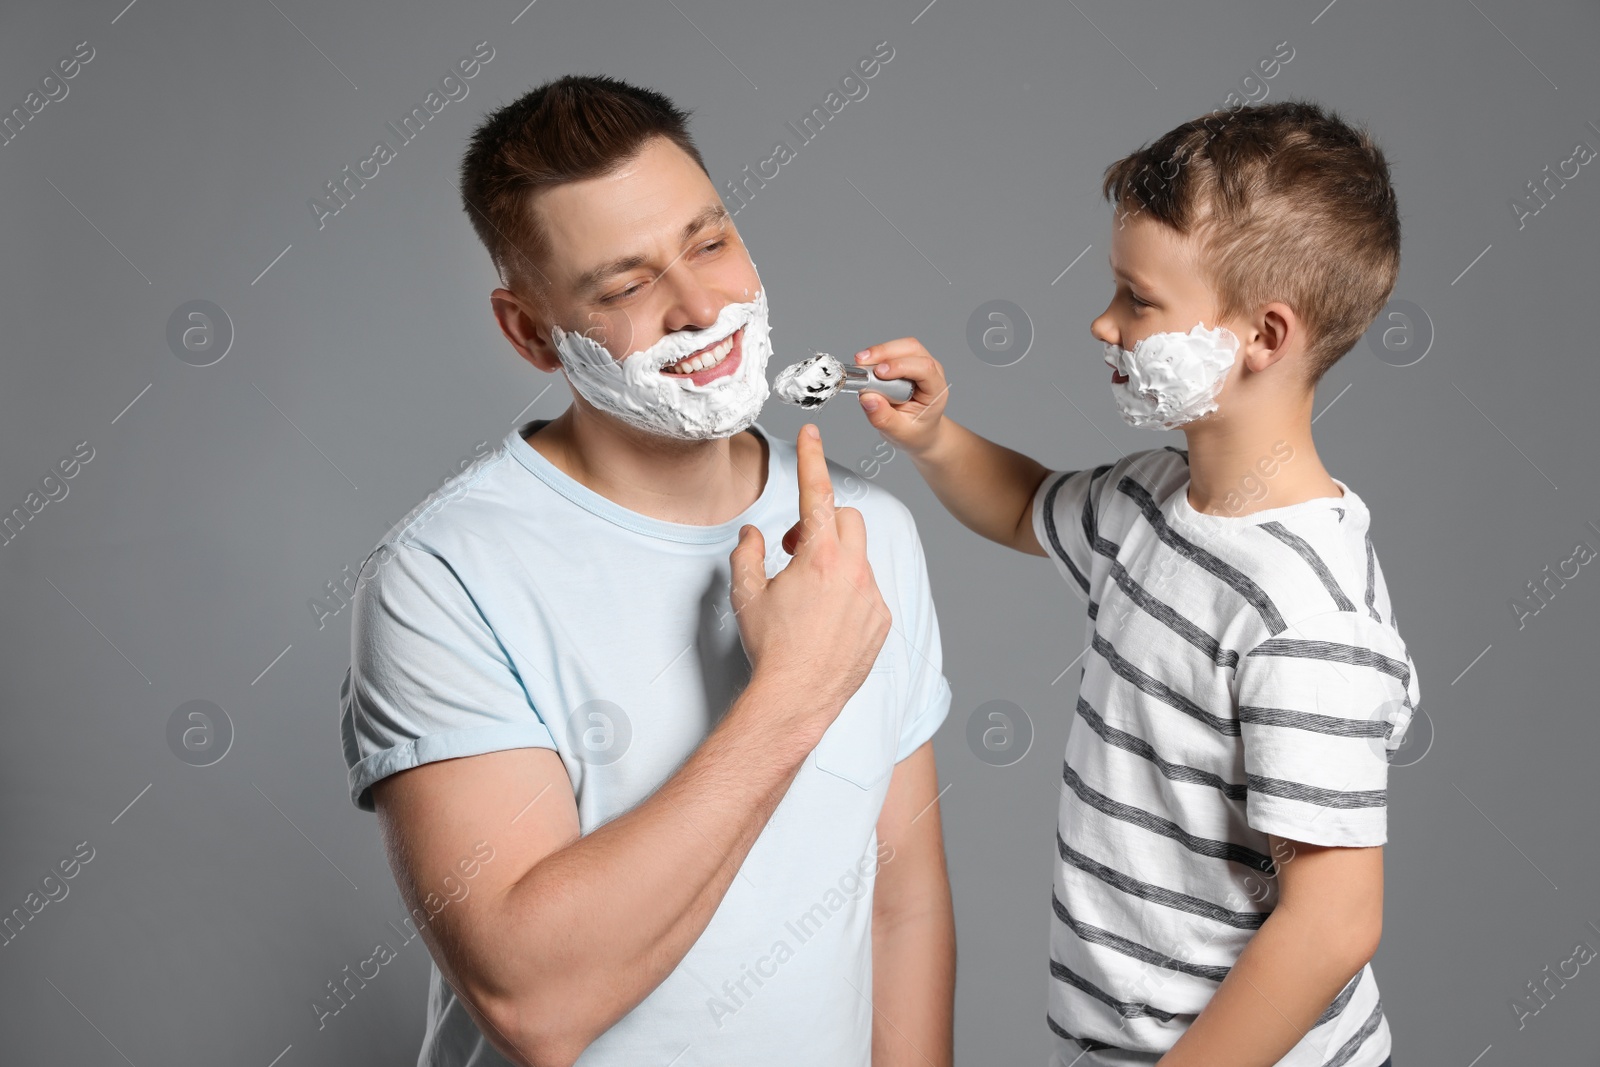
[{"left": 660, "top": 278, "right": 723, "bottom": 334}]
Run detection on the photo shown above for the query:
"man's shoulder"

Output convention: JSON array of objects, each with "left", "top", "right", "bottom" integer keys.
[{"left": 360, "top": 438, "right": 518, "bottom": 572}]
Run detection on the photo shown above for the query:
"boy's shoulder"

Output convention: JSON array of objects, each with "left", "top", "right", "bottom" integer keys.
[
  {"left": 1195, "top": 475, "right": 1406, "bottom": 646},
  {"left": 1088, "top": 446, "right": 1194, "bottom": 521}
]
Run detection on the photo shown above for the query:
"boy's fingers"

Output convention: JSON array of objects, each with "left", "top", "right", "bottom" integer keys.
[
  {"left": 869, "top": 355, "right": 941, "bottom": 390},
  {"left": 853, "top": 337, "right": 928, "bottom": 365},
  {"left": 792, "top": 424, "right": 837, "bottom": 552},
  {"left": 858, "top": 390, "right": 904, "bottom": 430}
]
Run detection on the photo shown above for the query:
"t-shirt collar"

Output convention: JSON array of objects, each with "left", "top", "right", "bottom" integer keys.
[{"left": 505, "top": 418, "right": 783, "bottom": 545}]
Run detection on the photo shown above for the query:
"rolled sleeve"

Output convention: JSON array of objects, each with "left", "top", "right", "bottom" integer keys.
[
  {"left": 892, "top": 509, "right": 954, "bottom": 762},
  {"left": 1233, "top": 610, "right": 1420, "bottom": 846},
  {"left": 339, "top": 541, "right": 556, "bottom": 812}
]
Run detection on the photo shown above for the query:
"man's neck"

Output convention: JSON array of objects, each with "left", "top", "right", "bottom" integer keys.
[
  {"left": 1180, "top": 400, "right": 1341, "bottom": 518},
  {"left": 524, "top": 404, "right": 768, "bottom": 526}
]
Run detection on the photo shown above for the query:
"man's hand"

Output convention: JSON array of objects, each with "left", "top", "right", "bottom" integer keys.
[
  {"left": 728, "top": 423, "right": 893, "bottom": 724},
  {"left": 852, "top": 338, "right": 952, "bottom": 458}
]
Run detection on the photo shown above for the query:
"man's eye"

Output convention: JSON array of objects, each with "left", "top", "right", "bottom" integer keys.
[
  {"left": 602, "top": 283, "right": 644, "bottom": 304},
  {"left": 699, "top": 239, "right": 726, "bottom": 255}
]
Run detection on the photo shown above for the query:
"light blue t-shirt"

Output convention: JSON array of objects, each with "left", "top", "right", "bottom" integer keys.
[{"left": 339, "top": 418, "right": 952, "bottom": 1067}]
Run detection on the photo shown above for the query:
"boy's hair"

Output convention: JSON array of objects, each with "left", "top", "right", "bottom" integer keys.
[
  {"left": 458, "top": 75, "right": 710, "bottom": 296},
  {"left": 1101, "top": 100, "right": 1400, "bottom": 385}
]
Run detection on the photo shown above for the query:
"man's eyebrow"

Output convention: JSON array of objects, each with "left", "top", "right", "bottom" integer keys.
[
  {"left": 573, "top": 253, "right": 649, "bottom": 296},
  {"left": 572, "top": 204, "right": 732, "bottom": 296},
  {"left": 680, "top": 203, "right": 730, "bottom": 242}
]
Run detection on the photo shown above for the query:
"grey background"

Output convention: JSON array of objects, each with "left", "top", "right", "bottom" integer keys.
[{"left": 2, "top": 0, "right": 1596, "bottom": 1063}]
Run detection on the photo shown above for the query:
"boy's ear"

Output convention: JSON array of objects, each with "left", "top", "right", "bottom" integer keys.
[{"left": 1241, "top": 300, "right": 1299, "bottom": 374}]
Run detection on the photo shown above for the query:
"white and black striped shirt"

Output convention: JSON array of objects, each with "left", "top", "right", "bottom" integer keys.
[{"left": 1031, "top": 447, "right": 1419, "bottom": 1067}]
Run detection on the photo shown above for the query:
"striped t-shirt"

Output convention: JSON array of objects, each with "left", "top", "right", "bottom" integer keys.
[{"left": 1030, "top": 446, "right": 1419, "bottom": 1067}]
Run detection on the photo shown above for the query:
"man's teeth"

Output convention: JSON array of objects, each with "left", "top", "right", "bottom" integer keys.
[{"left": 665, "top": 335, "right": 734, "bottom": 375}]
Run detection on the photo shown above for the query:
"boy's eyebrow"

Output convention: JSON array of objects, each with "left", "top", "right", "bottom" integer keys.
[
  {"left": 1108, "top": 255, "right": 1157, "bottom": 291},
  {"left": 572, "top": 204, "right": 730, "bottom": 296}
]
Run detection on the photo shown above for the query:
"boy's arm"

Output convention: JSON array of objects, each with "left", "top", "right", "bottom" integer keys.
[
  {"left": 854, "top": 338, "right": 1052, "bottom": 556},
  {"left": 912, "top": 418, "right": 1052, "bottom": 556},
  {"left": 1155, "top": 836, "right": 1384, "bottom": 1067}
]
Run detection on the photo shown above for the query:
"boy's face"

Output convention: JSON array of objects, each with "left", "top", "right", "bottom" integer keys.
[
  {"left": 1091, "top": 210, "right": 1222, "bottom": 361},
  {"left": 1092, "top": 209, "right": 1267, "bottom": 427}
]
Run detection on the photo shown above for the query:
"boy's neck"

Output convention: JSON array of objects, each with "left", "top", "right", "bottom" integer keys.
[{"left": 1179, "top": 404, "right": 1342, "bottom": 518}]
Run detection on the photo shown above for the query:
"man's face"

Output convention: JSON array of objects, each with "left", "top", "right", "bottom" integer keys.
[{"left": 534, "top": 135, "right": 760, "bottom": 375}]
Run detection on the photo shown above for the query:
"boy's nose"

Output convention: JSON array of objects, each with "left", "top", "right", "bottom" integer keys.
[{"left": 1090, "top": 315, "right": 1118, "bottom": 348}]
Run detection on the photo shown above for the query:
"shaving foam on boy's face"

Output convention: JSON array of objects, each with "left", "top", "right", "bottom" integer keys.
[
  {"left": 1103, "top": 321, "right": 1239, "bottom": 430},
  {"left": 548, "top": 279, "right": 773, "bottom": 441}
]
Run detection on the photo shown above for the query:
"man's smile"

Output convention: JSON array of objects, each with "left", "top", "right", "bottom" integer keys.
[{"left": 661, "top": 326, "right": 744, "bottom": 385}]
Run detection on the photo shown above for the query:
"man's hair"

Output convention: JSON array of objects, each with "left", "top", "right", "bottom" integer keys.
[
  {"left": 458, "top": 75, "right": 710, "bottom": 296},
  {"left": 1101, "top": 100, "right": 1400, "bottom": 385}
]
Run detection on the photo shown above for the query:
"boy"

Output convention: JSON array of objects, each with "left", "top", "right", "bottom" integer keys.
[{"left": 853, "top": 101, "right": 1417, "bottom": 1066}]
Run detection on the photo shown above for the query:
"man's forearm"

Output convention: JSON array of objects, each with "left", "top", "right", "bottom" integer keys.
[
  {"left": 1155, "top": 907, "right": 1375, "bottom": 1067},
  {"left": 909, "top": 418, "right": 1050, "bottom": 550},
  {"left": 487, "top": 673, "right": 831, "bottom": 1063},
  {"left": 872, "top": 894, "right": 956, "bottom": 1066}
]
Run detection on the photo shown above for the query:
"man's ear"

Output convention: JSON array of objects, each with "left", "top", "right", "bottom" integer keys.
[
  {"left": 1241, "top": 301, "right": 1298, "bottom": 374},
  {"left": 491, "top": 287, "right": 562, "bottom": 373}
]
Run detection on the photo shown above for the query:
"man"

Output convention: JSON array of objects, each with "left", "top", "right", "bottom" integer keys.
[{"left": 338, "top": 75, "right": 955, "bottom": 1067}]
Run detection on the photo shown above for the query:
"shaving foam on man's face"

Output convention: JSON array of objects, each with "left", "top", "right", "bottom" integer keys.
[
  {"left": 548, "top": 283, "right": 774, "bottom": 441},
  {"left": 1103, "top": 321, "right": 1240, "bottom": 430}
]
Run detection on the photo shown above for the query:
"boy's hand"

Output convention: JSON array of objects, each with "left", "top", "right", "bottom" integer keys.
[{"left": 852, "top": 338, "right": 950, "bottom": 457}]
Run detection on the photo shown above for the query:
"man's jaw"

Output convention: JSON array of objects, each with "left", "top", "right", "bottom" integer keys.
[{"left": 659, "top": 326, "right": 745, "bottom": 386}]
